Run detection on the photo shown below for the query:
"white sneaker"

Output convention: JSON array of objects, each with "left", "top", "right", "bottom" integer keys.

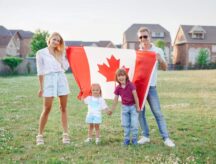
[
  {"left": 164, "top": 138, "right": 175, "bottom": 147},
  {"left": 62, "top": 133, "right": 70, "bottom": 144},
  {"left": 84, "top": 138, "right": 92, "bottom": 143},
  {"left": 138, "top": 136, "right": 150, "bottom": 144},
  {"left": 36, "top": 135, "right": 44, "bottom": 145},
  {"left": 95, "top": 138, "right": 100, "bottom": 144}
]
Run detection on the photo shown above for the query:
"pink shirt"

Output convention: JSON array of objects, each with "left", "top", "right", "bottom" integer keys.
[{"left": 114, "top": 81, "right": 136, "bottom": 106}]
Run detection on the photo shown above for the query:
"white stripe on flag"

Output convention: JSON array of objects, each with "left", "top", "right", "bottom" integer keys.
[{"left": 84, "top": 47, "right": 137, "bottom": 99}]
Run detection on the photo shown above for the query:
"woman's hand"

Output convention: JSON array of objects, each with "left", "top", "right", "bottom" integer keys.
[{"left": 38, "top": 89, "right": 43, "bottom": 97}]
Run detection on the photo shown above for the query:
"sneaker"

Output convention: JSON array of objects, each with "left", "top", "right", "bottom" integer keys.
[
  {"left": 123, "top": 139, "right": 130, "bottom": 146},
  {"left": 164, "top": 138, "right": 175, "bottom": 147},
  {"left": 138, "top": 136, "right": 150, "bottom": 144},
  {"left": 84, "top": 138, "right": 93, "bottom": 143},
  {"left": 62, "top": 133, "right": 70, "bottom": 144},
  {"left": 131, "top": 138, "right": 138, "bottom": 145},
  {"left": 95, "top": 138, "right": 100, "bottom": 144},
  {"left": 36, "top": 134, "right": 44, "bottom": 145}
]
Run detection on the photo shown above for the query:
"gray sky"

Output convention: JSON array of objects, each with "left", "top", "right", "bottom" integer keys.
[{"left": 0, "top": 0, "right": 215, "bottom": 44}]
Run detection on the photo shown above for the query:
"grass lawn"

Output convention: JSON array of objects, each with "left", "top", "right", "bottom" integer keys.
[{"left": 0, "top": 70, "right": 216, "bottom": 163}]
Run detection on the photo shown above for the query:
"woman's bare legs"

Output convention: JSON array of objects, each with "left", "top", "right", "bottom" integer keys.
[{"left": 38, "top": 97, "right": 54, "bottom": 135}]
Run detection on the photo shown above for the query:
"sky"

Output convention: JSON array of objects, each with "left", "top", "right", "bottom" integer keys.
[{"left": 0, "top": 0, "right": 216, "bottom": 44}]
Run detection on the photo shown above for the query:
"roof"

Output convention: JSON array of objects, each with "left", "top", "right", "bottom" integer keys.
[
  {"left": 123, "top": 23, "right": 171, "bottom": 43},
  {"left": 65, "top": 41, "right": 97, "bottom": 47},
  {"left": 180, "top": 25, "right": 216, "bottom": 44},
  {"left": 0, "top": 26, "right": 12, "bottom": 36},
  {"left": 0, "top": 26, "right": 12, "bottom": 46},
  {"left": 10, "top": 30, "right": 33, "bottom": 39},
  {"left": 0, "top": 26, "right": 33, "bottom": 46},
  {"left": 65, "top": 40, "right": 116, "bottom": 47},
  {"left": 97, "top": 41, "right": 114, "bottom": 47}
]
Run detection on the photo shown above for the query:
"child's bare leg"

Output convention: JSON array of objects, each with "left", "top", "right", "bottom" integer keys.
[
  {"left": 95, "top": 124, "right": 100, "bottom": 138},
  {"left": 88, "top": 124, "right": 94, "bottom": 138}
]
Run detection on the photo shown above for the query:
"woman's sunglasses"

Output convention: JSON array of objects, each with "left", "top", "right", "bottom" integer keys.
[{"left": 139, "top": 35, "right": 148, "bottom": 39}]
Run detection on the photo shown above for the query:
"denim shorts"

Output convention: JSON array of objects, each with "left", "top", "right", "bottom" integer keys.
[
  {"left": 43, "top": 72, "right": 70, "bottom": 97},
  {"left": 85, "top": 114, "right": 102, "bottom": 124}
]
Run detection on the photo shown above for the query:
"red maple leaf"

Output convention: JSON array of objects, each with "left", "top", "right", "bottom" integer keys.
[{"left": 98, "top": 55, "right": 129, "bottom": 82}]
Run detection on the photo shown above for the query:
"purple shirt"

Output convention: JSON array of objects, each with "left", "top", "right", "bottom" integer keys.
[{"left": 114, "top": 81, "right": 136, "bottom": 106}]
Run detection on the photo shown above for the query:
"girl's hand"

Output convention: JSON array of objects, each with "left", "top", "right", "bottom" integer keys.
[
  {"left": 136, "top": 107, "right": 140, "bottom": 112},
  {"left": 107, "top": 109, "right": 112, "bottom": 115},
  {"left": 38, "top": 89, "right": 43, "bottom": 97}
]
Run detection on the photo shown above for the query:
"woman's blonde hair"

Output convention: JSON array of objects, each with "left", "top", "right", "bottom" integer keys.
[
  {"left": 47, "top": 32, "right": 65, "bottom": 56},
  {"left": 115, "top": 68, "right": 129, "bottom": 84}
]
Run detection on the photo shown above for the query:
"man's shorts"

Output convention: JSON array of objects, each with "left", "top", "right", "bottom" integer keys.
[{"left": 43, "top": 72, "right": 70, "bottom": 97}]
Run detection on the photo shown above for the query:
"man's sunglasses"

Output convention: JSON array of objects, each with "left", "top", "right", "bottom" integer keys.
[{"left": 139, "top": 35, "right": 148, "bottom": 39}]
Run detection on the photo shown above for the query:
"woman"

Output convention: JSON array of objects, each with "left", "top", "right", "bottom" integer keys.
[{"left": 36, "top": 32, "right": 70, "bottom": 145}]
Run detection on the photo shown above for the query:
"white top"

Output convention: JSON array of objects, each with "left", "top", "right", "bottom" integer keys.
[
  {"left": 84, "top": 96, "right": 108, "bottom": 117},
  {"left": 36, "top": 47, "right": 69, "bottom": 75},
  {"left": 140, "top": 43, "right": 166, "bottom": 86}
]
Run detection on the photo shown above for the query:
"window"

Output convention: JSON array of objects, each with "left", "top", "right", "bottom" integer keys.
[
  {"left": 191, "top": 33, "right": 204, "bottom": 39},
  {"left": 212, "top": 45, "right": 216, "bottom": 53},
  {"left": 152, "top": 32, "right": 164, "bottom": 38}
]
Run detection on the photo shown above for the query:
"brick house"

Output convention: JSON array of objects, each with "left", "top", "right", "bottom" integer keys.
[
  {"left": 10, "top": 30, "right": 33, "bottom": 58},
  {"left": 0, "top": 25, "right": 33, "bottom": 58},
  {"left": 65, "top": 40, "right": 116, "bottom": 48},
  {"left": 122, "top": 24, "right": 172, "bottom": 64},
  {"left": 173, "top": 25, "right": 216, "bottom": 67}
]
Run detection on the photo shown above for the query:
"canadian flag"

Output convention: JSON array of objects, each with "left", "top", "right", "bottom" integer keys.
[{"left": 66, "top": 46, "right": 156, "bottom": 110}]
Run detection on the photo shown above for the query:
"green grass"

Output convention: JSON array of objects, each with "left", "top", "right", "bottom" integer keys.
[{"left": 0, "top": 70, "right": 216, "bottom": 163}]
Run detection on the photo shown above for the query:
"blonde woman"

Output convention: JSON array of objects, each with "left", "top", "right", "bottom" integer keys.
[{"left": 36, "top": 32, "right": 70, "bottom": 145}]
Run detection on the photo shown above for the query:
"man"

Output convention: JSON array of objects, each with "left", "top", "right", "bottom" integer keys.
[{"left": 137, "top": 27, "right": 175, "bottom": 147}]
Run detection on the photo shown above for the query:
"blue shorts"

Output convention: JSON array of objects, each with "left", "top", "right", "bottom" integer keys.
[
  {"left": 86, "top": 114, "right": 102, "bottom": 124},
  {"left": 43, "top": 72, "right": 70, "bottom": 97}
]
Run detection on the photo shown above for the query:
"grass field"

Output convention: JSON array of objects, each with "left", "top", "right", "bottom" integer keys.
[{"left": 0, "top": 70, "right": 216, "bottom": 163}]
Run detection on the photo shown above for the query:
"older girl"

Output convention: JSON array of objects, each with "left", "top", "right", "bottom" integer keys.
[{"left": 111, "top": 68, "right": 140, "bottom": 146}]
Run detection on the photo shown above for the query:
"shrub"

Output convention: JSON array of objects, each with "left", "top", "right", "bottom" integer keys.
[{"left": 2, "top": 56, "right": 23, "bottom": 73}]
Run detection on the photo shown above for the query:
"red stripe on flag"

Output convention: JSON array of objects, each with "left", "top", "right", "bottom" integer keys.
[
  {"left": 66, "top": 46, "right": 91, "bottom": 99},
  {"left": 132, "top": 51, "right": 156, "bottom": 110}
]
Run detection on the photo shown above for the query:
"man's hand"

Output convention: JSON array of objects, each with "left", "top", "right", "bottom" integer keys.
[{"left": 156, "top": 53, "right": 167, "bottom": 71}]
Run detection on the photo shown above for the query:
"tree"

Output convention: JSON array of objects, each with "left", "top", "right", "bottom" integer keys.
[
  {"left": 154, "top": 39, "right": 167, "bottom": 61},
  {"left": 29, "top": 30, "right": 49, "bottom": 57},
  {"left": 196, "top": 48, "right": 209, "bottom": 69},
  {"left": 154, "top": 39, "right": 168, "bottom": 69},
  {"left": 154, "top": 39, "right": 165, "bottom": 51}
]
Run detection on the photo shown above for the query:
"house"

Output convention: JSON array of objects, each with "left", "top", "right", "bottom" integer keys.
[
  {"left": 0, "top": 25, "right": 33, "bottom": 58},
  {"left": 0, "top": 25, "right": 19, "bottom": 58},
  {"left": 122, "top": 24, "right": 172, "bottom": 63},
  {"left": 173, "top": 25, "right": 216, "bottom": 67},
  {"left": 65, "top": 40, "right": 116, "bottom": 48},
  {"left": 10, "top": 29, "right": 33, "bottom": 58}
]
